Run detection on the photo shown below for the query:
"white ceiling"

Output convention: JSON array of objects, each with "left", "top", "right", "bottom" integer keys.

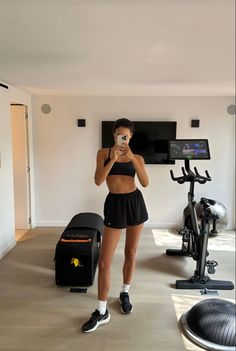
[{"left": 0, "top": 0, "right": 235, "bottom": 95}]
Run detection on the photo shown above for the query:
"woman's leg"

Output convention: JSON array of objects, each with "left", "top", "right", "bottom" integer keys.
[
  {"left": 123, "top": 223, "right": 144, "bottom": 285},
  {"left": 98, "top": 225, "right": 122, "bottom": 301}
]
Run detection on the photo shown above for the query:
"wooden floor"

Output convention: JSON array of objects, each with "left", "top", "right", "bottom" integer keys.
[{"left": 0, "top": 227, "right": 235, "bottom": 351}]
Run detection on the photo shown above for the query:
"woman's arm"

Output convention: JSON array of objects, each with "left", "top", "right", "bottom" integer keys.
[
  {"left": 131, "top": 155, "right": 149, "bottom": 187},
  {"left": 94, "top": 147, "right": 121, "bottom": 186},
  {"left": 123, "top": 145, "right": 149, "bottom": 187}
]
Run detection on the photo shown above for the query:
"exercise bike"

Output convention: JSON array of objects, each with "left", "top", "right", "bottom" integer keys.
[{"left": 166, "top": 139, "right": 234, "bottom": 290}]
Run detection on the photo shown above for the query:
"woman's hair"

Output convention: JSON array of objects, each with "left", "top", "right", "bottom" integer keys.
[{"left": 112, "top": 118, "right": 135, "bottom": 134}]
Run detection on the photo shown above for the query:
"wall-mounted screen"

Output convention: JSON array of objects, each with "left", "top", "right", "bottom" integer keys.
[{"left": 102, "top": 121, "right": 177, "bottom": 164}]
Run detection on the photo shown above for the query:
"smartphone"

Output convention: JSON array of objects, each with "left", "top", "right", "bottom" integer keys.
[
  {"left": 69, "top": 287, "right": 87, "bottom": 293},
  {"left": 117, "top": 135, "right": 128, "bottom": 146}
]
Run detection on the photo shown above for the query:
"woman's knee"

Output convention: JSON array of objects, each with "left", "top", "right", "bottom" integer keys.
[
  {"left": 98, "top": 258, "right": 112, "bottom": 271},
  {"left": 124, "top": 248, "right": 137, "bottom": 262}
]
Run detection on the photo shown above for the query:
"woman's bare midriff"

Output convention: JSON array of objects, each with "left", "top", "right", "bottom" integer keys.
[{"left": 106, "top": 175, "right": 137, "bottom": 194}]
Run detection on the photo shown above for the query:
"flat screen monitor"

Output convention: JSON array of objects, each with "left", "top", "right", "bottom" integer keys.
[
  {"left": 169, "top": 139, "right": 210, "bottom": 160},
  {"left": 102, "top": 121, "right": 177, "bottom": 164}
]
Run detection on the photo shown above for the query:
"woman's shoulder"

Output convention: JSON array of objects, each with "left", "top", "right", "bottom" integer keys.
[
  {"left": 134, "top": 153, "right": 144, "bottom": 160},
  {"left": 97, "top": 148, "right": 110, "bottom": 159},
  {"left": 97, "top": 148, "right": 109, "bottom": 154},
  {"left": 134, "top": 154, "right": 145, "bottom": 163}
]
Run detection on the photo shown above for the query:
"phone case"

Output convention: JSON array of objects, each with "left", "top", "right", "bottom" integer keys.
[{"left": 117, "top": 135, "right": 127, "bottom": 145}]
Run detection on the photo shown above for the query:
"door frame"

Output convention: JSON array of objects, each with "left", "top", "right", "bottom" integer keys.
[{"left": 11, "top": 103, "right": 32, "bottom": 229}]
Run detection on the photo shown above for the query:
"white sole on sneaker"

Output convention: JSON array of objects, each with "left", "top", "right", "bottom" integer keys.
[
  {"left": 119, "top": 298, "right": 133, "bottom": 314},
  {"left": 83, "top": 313, "right": 111, "bottom": 333}
]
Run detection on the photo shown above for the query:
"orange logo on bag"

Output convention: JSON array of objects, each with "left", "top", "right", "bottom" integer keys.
[{"left": 71, "top": 258, "right": 80, "bottom": 267}]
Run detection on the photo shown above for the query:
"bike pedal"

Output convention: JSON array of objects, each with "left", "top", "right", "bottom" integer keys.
[
  {"left": 206, "top": 260, "right": 218, "bottom": 274},
  {"left": 183, "top": 234, "right": 190, "bottom": 242}
]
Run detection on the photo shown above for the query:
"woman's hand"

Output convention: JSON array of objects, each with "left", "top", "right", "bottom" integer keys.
[
  {"left": 110, "top": 145, "right": 124, "bottom": 161},
  {"left": 122, "top": 144, "right": 135, "bottom": 161}
]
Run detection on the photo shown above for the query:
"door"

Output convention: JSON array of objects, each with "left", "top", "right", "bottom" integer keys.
[{"left": 11, "top": 104, "right": 31, "bottom": 230}]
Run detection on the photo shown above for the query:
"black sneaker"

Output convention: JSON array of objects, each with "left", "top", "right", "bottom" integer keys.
[
  {"left": 119, "top": 292, "right": 133, "bottom": 314},
  {"left": 82, "top": 309, "right": 110, "bottom": 333}
]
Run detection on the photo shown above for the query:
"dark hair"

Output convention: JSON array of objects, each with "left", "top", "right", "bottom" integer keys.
[{"left": 112, "top": 118, "right": 135, "bottom": 134}]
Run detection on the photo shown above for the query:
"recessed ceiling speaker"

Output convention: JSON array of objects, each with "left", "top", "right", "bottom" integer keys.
[
  {"left": 41, "top": 104, "right": 51, "bottom": 114},
  {"left": 227, "top": 104, "right": 236, "bottom": 115}
]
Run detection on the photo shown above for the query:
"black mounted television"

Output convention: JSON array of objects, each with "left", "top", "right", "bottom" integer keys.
[{"left": 102, "top": 121, "right": 177, "bottom": 164}]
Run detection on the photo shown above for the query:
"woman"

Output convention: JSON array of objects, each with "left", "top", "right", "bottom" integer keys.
[{"left": 82, "top": 118, "right": 149, "bottom": 333}]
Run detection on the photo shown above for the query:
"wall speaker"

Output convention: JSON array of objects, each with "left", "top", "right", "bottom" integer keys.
[
  {"left": 77, "top": 119, "right": 86, "bottom": 127},
  {"left": 191, "top": 119, "right": 200, "bottom": 128}
]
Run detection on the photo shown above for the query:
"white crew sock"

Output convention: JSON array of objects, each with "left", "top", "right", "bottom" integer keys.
[
  {"left": 97, "top": 300, "right": 107, "bottom": 315},
  {"left": 121, "top": 283, "right": 130, "bottom": 294}
]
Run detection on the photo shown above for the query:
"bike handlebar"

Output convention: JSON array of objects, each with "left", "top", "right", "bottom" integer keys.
[
  {"left": 170, "top": 170, "right": 186, "bottom": 184},
  {"left": 170, "top": 165, "right": 211, "bottom": 184}
]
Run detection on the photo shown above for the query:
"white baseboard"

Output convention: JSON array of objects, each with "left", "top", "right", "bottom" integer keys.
[
  {"left": 0, "top": 240, "right": 16, "bottom": 260},
  {"left": 33, "top": 220, "right": 236, "bottom": 231},
  {"left": 35, "top": 220, "right": 179, "bottom": 229},
  {"left": 35, "top": 221, "right": 68, "bottom": 227}
]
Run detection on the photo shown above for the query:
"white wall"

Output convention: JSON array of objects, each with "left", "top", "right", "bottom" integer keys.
[
  {"left": 32, "top": 96, "right": 235, "bottom": 229},
  {"left": 0, "top": 86, "right": 15, "bottom": 258},
  {"left": 0, "top": 82, "right": 33, "bottom": 259}
]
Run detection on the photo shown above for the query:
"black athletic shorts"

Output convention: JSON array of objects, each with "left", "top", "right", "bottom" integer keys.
[{"left": 103, "top": 188, "right": 148, "bottom": 229}]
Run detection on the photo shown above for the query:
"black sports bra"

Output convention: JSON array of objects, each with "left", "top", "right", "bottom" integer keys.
[{"left": 104, "top": 149, "right": 136, "bottom": 177}]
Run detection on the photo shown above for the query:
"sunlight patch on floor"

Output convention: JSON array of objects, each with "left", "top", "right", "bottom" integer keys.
[
  {"left": 172, "top": 294, "right": 204, "bottom": 351},
  {"left": 152, "top": 229, "right": 235, "bottom": 252},
  {"left": 152, "top": 229, "right": 179, "bottom": 247},
  {"left": 16, "top": 229, "right": 29, "bottom": 242}
]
